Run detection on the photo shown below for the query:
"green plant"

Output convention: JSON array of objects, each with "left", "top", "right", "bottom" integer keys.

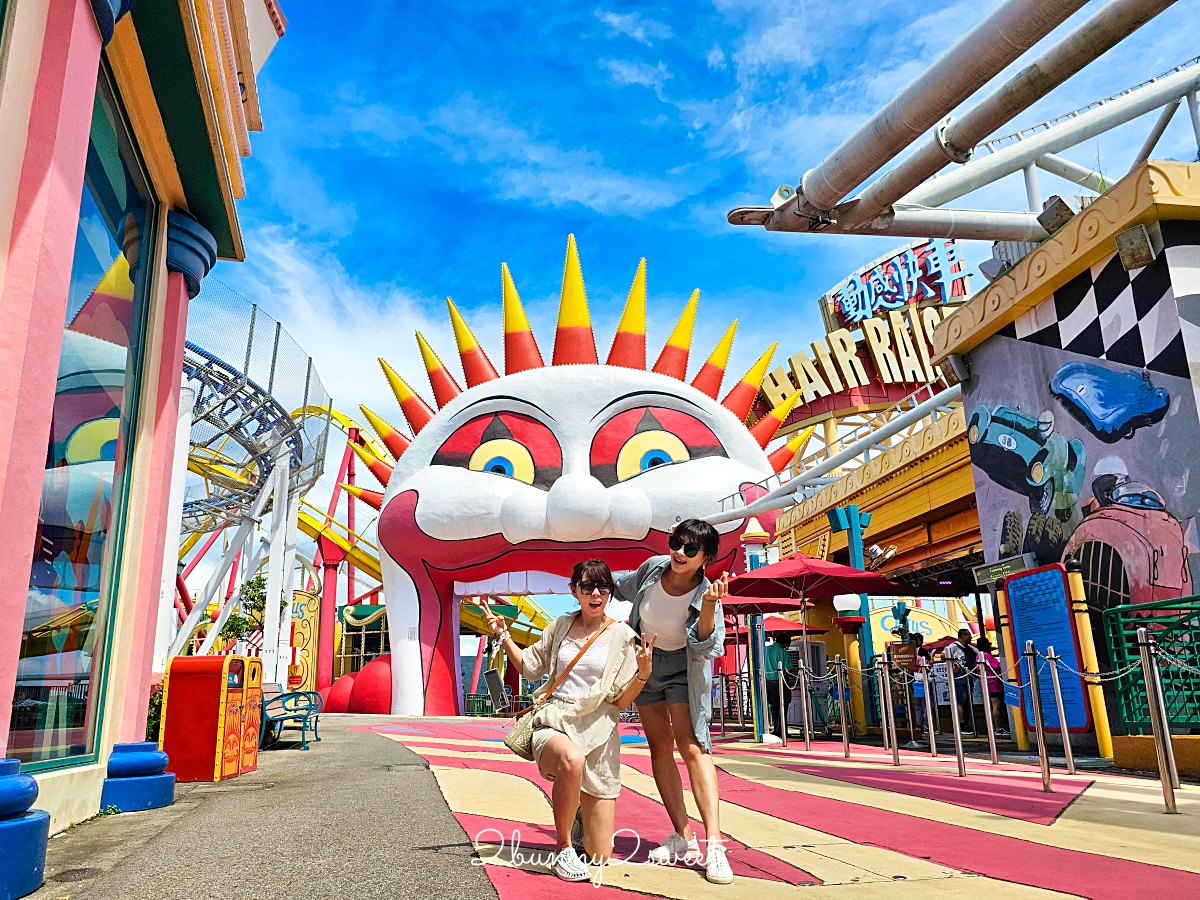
[
  {"left": 145, "top": 682, "right": 164, "bottom": 742},
  {"left": 1094, "top": 143, "right": 1109, "bottom": 194},
  {"left": 97, "top": 805, "right": 121, "bottom": 816}
]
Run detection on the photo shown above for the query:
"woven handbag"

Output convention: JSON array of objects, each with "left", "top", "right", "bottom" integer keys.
[{"left": 503, "top": 618, "right": 612, "bottom": 761}]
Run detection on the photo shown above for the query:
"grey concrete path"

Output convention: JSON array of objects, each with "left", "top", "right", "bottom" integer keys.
[{"left": 30, "top": 716, "right": 497, "bottom": 900}]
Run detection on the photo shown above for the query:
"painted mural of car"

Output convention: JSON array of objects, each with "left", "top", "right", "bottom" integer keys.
[
  {"left": 1064, "top": 482, "right": 1193, "bottom": 608},
  {"left": 967, "top": 404, "right": 1086, "bottom": 516},
  {"left": 1050, "top": 362, "right": 1169, "bottom": 443}
]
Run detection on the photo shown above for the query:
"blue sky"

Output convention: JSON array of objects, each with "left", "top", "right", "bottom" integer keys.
[{"left": 208, "top": 0, "right": 1200, "bottom": 613}]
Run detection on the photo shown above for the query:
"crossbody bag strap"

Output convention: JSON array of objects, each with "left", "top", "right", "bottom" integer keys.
[{"left": 513, "top": 617, "right": 612, "bottom": 720}]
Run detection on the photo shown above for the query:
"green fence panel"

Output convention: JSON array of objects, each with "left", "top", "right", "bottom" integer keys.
[{"left": 1103, "top": 596, "right": 1200, "bottom": 735}]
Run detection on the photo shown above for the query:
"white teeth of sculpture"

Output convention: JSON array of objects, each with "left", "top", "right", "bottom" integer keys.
[{"left": 453, "top": 571, "right": 572, "bottom": 596}]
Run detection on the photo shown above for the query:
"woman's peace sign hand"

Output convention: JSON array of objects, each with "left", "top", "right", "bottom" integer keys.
[
  {"left": 479, "top": 597, "right": 507, "bottom": 638},
  {"left": 635, "top": 632, "right": 657, "bottom": 680},
  {"left": 702, "top": 572, "right": 729, "bottom": 605}
]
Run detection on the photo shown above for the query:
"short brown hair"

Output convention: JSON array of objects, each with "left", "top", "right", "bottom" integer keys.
[{"left": 570, "top": 558, "right": 613, "bottom": 588}]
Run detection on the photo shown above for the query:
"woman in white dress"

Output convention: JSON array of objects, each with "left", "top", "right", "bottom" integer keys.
[{"left": 484, "top": 559, "right": 652, "bottom": 881}]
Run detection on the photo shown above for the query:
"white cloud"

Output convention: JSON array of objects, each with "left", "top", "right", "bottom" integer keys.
[
  {"left": 594, "top": 10, "right": 673, "bottom": 46},
  {"left": 706, "top": 46, "right": 727, "bottom": 71},
  {"left": 427, "top": 96, "right": 690, "bottom": 215},
  {"left": 602, "top": 59, "right": 672, "bottom": 93}
]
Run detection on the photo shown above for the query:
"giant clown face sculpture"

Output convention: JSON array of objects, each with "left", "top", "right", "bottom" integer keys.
[{"left": 367, "top": 237, "right": 803, "bottom": 715}]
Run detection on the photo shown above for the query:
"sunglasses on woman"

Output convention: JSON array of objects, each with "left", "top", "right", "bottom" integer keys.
[
  {"left": 576, "top": 582, "right": 612, "bottom": 595},
  {"left": 668, "top": 534, "right": 701, "bottom": 558}
]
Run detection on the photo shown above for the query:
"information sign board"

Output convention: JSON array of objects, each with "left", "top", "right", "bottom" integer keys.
[{"left": 1004, "top": 564, "right": 1091, "bottom": 732}]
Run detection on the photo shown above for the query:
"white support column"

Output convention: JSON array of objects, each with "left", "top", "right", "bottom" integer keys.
[
  {"left": 1023, "top": 162, "right": 1041, "bottom": 212},
  {"left": 275, "top": 490, "right": 301, "bottom": 686},
  {"left": 153, "top": 385, "right": 196, "bottom": 672},
  {"left": 260, "top": 450, "right": 291, "bottom": 684},
  {"left": 167, "top": 478, "right": 272, "bottom": 659},
  {"left": 1187, "top": 91, "right": 1200, "bottom": 158}
]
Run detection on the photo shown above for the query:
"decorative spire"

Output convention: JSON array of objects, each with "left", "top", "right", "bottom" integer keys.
[
  {"left": 768, "top": 425, "right": 815, "bottom": 473},
  {"left": 415, "top": 332, "right": 462, "bottom": 409},
  {"left": 652, "top": 289, "right": 699, "bottom": 381},
  {"left": 690, "top": 320, "right": 737, "bottom": 398},
  {"left": 378, "top": 358, "right": 435, "bottom": 434},
  {"left": 349, "top": 441, "right": 394, "bottom": 488},
  {"left": 359, "top": 405, "right": 411, "bottom": 461},
  {"left": 552, "top": 234, "right": 598, "bottom": 365},
  {"left": 721, "top": 343, "right": 778, "bottom": 423},
  {"left": 341, "top": 483, "right": 384, "bottom": 511},
  {"left": 749, "top": 390, "right": 803, "bottom": 449},
  {"left": 606, "top": 258, "right": 647, "bottom": 369},
  {"left": 446, "top": 297, "right": 499, "bottom": 387},
  {"left": 501, "top": 263, "right": 544, "bottom": 374}
]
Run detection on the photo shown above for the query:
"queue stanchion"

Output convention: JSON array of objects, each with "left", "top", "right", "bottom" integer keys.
[
  {"left": 799, "top": 664, "right": 812, "bottom": 751},
  {"left": 901, "top": 668, "right": 921, "bottom": 750},
  {"left": 1024, "top": 641, "right": 1053, "bottom": 793},
  {"left": 977, "top": 658, "right": 998, "bottom": 765},
  {"left": 920, "top": 659, "right": 938, "bottom": 758},
  {"left": 719, "top": 674, "right": 727, "bottom": 737},
  {"left": 881, "top": 660, "right": 900, "bottom": 766},
  {"left": 874, "top": 661, "right": 890, "bottom": 753},
  {"left": 736, "top": 674, "right": 745, "bottom": 730},
  {"left": 1137, "top": 627, "right": 1179, "bottom": 811},
  {"left": 1148, "top": 633, "right": 1180, "bottom": 790},
  {"left": 945, "top": 658, "right": 967, "bottom": 777},
  {"left": 777, "top": 663, "right": 788, "bottom": 748},
  {"left": 834, "top": 656, "right": 851, "bottom": 760},
  {"left": 1045, "top": 646, "right": 1075, "bottom": 775}
]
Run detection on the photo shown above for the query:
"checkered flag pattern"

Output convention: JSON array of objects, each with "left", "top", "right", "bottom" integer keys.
[{"left": 997, "top": 220, "right": 1200, "bottom": 378}]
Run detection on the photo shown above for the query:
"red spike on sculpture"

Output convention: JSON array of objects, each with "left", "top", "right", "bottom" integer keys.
[
  {"left": 349, "top": 441, "right": 394, "bottom": 488},
  {"left": 341, "top": 483, "right": 384, "bottom": 511}
]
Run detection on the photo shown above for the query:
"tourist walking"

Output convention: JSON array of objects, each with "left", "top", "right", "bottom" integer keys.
[
  {"left": 763, "top": 633, "right": 794, "bottom": 740},
  {"left": 613, "top": 518, "right": 732, "bottom": 885},
  {"left": 483, "top": 560, "right": 649, "bottom": 882},
  {"left": 976, "top": 636, "right": 1009, "bottom": 737},
  {"left": 943, "top": 628, "right": 978, "bottom": 734}
]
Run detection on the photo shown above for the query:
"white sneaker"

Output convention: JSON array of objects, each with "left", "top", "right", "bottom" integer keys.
[
  {"left": 705, "top": 843, "right": 734, "bottom": 884},
  {"left": 552, "top": 846, "right": 591, "bottom": 881},
  {"left": 648, "top": 832, "right": 702, "bottom": 865}
]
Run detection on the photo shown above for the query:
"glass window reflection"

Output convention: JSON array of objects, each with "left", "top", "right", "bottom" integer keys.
[{"left": 8, "top": 74, "right": 154, "bottom": 765}]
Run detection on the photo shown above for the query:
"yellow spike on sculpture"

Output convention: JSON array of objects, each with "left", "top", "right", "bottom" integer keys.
[
  {"left": 379, "top": 358, "right": 435, "bottom": 434},
  {"left": 652, "top": 289, "right": 699, "bottom": 380},
  {"left": 447, "top": 297, "right": 499, "bottom": 387},
  {"left": 552, "top": 234, "right": 597, "bottom": 365},
  {"left": 415, "top": 332, "right": 462, "bottom": 409},
  {"left": 606, "top": 258, "right": 647, "bottom": 369}
]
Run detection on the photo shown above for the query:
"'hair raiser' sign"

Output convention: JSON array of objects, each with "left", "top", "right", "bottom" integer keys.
[{"left": 758, "top": 240, "right": 968, "bottom": 421}]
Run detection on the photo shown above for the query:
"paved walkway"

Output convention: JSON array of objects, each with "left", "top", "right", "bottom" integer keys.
[{"left": 32, "top": 716, "right": 1199, "bottom": 899}]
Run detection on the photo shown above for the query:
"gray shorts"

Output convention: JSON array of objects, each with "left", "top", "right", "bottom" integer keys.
[{"left": 636, "top": 647, "right": 689, "bottom": 707}]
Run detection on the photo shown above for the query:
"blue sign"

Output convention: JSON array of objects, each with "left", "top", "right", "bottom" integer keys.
[
  {"left": 1003, "top": 681, "right": 1022, "bottom": 709},
  {"left": 827, "top": 239, "right": 967, "bottom": 326},
  {"left": 1005, "top": 565, "right": 1091, "bottom": 732}
]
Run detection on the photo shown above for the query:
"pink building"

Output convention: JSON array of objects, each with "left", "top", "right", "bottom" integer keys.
[{"left": 0, "top": 0, "right": 286, "bottom": 832}]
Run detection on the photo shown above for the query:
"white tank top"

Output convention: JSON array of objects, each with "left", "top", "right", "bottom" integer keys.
[
  {"left": 554, "top": 627, "right": 613, "bottom": 701},
  {"left": 637, "top": 579, "right": 690, "bottom": 651}
]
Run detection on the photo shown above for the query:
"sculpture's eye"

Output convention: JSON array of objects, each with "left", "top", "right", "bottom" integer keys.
[
  {"left": 591, "top": 406, "right": 726, "bottom": 487},
  {"left": 433, "top": 412, "right": 561, "bottom": 489},
  {"left": 65, "top": 417, "right": 120, "bottom": 464}
]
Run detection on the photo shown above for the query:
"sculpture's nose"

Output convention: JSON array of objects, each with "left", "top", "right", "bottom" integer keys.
[{"left": 545, "top": 473, "right": 611, "bottom": 541}]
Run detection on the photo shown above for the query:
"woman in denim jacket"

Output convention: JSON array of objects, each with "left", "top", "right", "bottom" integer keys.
[{"left": 613, "top": 518, "right": 731, "bottom": 884}]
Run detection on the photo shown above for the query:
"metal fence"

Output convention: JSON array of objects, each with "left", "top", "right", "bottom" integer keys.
[
  {"left": 1104, "top": 595, "right": 1200, "bottom": 735},
  {"left": 181, "top": 278, "right": 331, "bottom": 533}
]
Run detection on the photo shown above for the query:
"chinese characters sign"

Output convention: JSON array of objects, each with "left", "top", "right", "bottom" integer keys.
[{"left": 824, "top": 239, "right": 968, "bottom": 330}]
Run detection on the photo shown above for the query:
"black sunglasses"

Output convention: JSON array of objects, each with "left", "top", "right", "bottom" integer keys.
[
  {"left": 668, "top": 534, "right": 701, "bottom": 558},
  {"left": 576, "top": 581, "right": 612, "bottom": 595}
]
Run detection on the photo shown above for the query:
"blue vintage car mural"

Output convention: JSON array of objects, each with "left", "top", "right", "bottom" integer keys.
[
  {"left": 967, "top": 404, "right": 1086, "bottom": 517},
  {"left": 1050, "top": 362, "right": 1169, "bottom": 443}
]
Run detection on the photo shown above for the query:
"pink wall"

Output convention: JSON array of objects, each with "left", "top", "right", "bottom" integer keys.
[
  {"left": 118, "top": 270, "right": 191, "bottom": 742},
  {"left": 0, "top": 0, "right": 103, "bottom": 751}
]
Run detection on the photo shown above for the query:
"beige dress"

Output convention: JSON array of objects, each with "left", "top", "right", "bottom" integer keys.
[{"left": 522, "top": 613, "right": 639, "bottom": 799}]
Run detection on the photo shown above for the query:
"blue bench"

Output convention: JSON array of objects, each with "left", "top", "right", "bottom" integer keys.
[{"left": 261, "top": 691, "right": 323, "bottom": 750}]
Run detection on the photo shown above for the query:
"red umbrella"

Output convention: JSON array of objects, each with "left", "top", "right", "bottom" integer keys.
[
  {"left": 725, "top": 617, "right": 827, "bottom": 641},
  {"left": 721, "top": 595, "right": 814, "bottom": 615},
  {"left": 728, "top": 553, "right": 898, "bottom": 599}
]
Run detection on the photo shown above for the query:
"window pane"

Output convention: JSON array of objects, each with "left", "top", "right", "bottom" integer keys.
[{"left": 8, "top": 75, "right": 154, "bottom": 765}]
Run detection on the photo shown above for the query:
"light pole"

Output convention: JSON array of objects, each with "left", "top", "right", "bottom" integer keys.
[
  {"left": 829, "top": 504, "right": 874, "bottom": 723},
  {"left": 833, "top": 594, "right": 866, "bottom": 736}
]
